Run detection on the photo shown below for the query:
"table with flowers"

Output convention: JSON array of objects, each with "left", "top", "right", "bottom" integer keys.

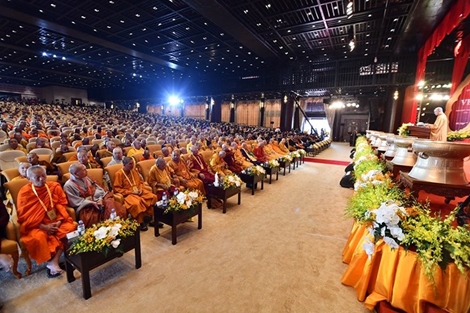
[
  {"left": 262, "top": 159, "right": 280, "bottom": 184},
  {"left": 64, "top": 218, "right": 141, "bottom": 299},
  {"left": 341, "top": 137, "right": 470, "bottom": 313},
  {"left": 239, "top": 165, "right": 266, "bottom": 195},
  {"left": 154, "top": 189, "right": 204, "bottom": 245},
  {"left": 206, "top": 174, "right": 242, "bottom": 214}
]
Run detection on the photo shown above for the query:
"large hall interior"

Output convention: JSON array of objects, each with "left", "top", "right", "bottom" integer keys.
[{"left": 0, "top": 0, "right": 470, "bottom": 312}]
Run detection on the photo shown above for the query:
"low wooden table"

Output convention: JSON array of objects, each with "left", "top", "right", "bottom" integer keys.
[
  {"left": 292, "top": 157, "right": 300, "bottom": 170},
  {"left": 279, "top": 160, "right": 291, "bottom": 176},
  {"left": 262, "top": 166, "right": 279, "bottom": 184},
  {"left": 64, "top": 232, "right": 141, "bottom": 300},
  {"left": 206, "top": 185, "right": 241, "bottom": 214},
  {"left": 400, "top": 172, "right": 470, "bottom": 203},
  {"left": 239, "top": 173, "right": 264, "bottom": 195},
  {"left": 154, "top": 203, "right": 202, "bottom": 245}
]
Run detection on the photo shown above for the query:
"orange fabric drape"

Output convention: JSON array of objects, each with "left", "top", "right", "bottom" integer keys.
[{"left": 341, "top": 222, "right": 470, "bottom": 313}]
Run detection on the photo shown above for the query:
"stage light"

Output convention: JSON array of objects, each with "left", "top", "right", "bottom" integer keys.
[{"left": 168, "top": 95, "right": 181, "bottom": 106}]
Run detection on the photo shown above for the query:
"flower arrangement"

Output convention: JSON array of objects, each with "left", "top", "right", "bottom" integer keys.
[
  {"left": 68, "top": 218, "right": 139, "bottom": 256},
  {"left": 266, "top": 159, "right": 280, "bottom": 168},
  {"left": 164, "top": 189, "right": 205, "bottom": 214},
  {"left": 290, "top": 151, "right": 301, "bottom": 158},
  {"left": 353, "top": 169, "right": 390, "bottom": 191},
  {"left": 279, "top": 154, "right": 293, "bottom": 163},
  {"left": 215, "top": 173, "right": 242, "bottom": 190},
  {"left": 362, "top": 201, "right": 407, "bottom": 258},
  {"left": 297, "top": 149, "right": 307, "bottom": 156},
  {"left": 447, "top": 129, "right": 470, "bottom": 142},
  {"left": 397, "top": 123, "right": 413, "bottom": 136},
  {"left": 349, "top": 138, "right": 470, "bottom": 282},
  {"left": 245, "top": 165, "right": 266, "bottom": 176},
  {"left": 400, "top": 206, "right": 470, "bottom": 281}
]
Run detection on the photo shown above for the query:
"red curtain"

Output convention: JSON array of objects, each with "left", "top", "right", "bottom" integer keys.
[
  {"left": 451, "top": 35, "right": 470, "bottom": 96},
  {"left": 412, "top": 0, "right": 470, "bottom": 123}
]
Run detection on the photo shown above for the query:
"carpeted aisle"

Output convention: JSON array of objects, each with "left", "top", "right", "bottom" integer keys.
[{"left": 0, "top": 142, "right": 368, "bottom": 313}]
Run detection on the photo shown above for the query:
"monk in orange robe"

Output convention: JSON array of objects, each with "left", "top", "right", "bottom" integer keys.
[
  {"left": 187, "top": 145, "right": 216, "bottom": 184},
  {"left": 148, "top": 157, "right": 180, "bottom": 197},
  {"left": 17, "top": 166, "right": 76, "bottom": 277},
  {"left": 113, "top": 157, "right": 157, "bottom": 230},
  {"left": 168, "top": 149, "right": 205, "bottom": 195},
  {"left": 272, "top": 138, "right": 289, "bottom": 156}
]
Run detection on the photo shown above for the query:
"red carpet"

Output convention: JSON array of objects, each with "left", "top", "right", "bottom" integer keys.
[{"left": 304, "top": 157, "right": 350, "bottom": 166}]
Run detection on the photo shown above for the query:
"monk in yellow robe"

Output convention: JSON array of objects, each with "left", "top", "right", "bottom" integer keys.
[
  {"left": 17, "top": 166, "right": 76, "bottom": 277},
  {"left": 148, "top": 157, "right": 180, "bottom": 197},
  {"left": 272, "top": 138, "right": 289, "bottom": 156},
  {"left": 127, "top": 140, "right": 144, "bottom": 157},
  {"left": 231, "top": 142, "right": 253, "bottom": 169},
  {"left": 113, "top": 157, "right": 157, "bottom": 230},
  {"left": 279, "top": 138, "right": 290, "bottom": 154},
  {"left": 168, "top": 149, "right": 205, "bottom": 195},
  {"left": 210, "top": 151, "right": 233, "bottom": 177},
  {"left": 263, "top": 139, "right": 284, "bottom": 160}
]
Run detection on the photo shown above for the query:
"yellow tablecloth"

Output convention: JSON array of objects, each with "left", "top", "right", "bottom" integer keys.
[{"left": 341, "top": 222, "right": 470, "bottom": 313}]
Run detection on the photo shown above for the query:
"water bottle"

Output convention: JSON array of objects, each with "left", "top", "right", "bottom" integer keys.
[
  {"left": 162, "top": 192, "right": 168, "bottom": 206},
  {"left": 174, "top": 189, "right": 179, "bottom": 196},
  {"left": 77, "top": 220, "right": 85, "bottom": 236},
  {"left": 110, "top": 208, "right": 117, "bottom": 220}
]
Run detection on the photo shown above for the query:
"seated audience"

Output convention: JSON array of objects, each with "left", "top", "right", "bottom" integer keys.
[
  {"left": 64, "top": 163, "right": 126, "bottom": 227},
  {"left": 6, "top": 138, "right": 27, "bottom": 154},
  {"left": 148, "top": 157, "right": 180, "bottom": 196},
  {"left": 187, "top": 145, "right": 215, "bottom": 184},
  {"left": 210, "top": 150, "right": 233, "bottom": 177},
  {"left": 16, "top": 166, "right": 76, "bottom": 278},
  {"left": 113, "top": 157, "right": 157, "bottom": 231},
  {"left": 168, "top": 149, "right": 205, "bottom": 195}
]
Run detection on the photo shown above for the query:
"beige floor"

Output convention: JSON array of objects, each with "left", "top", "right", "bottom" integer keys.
[{"left": 0, "top": 142, "right": 369, "bottom": 313}]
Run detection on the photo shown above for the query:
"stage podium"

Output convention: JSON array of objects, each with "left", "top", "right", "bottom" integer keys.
[{"left": 407, "top": 126, "right": 430, "bottom": 139}]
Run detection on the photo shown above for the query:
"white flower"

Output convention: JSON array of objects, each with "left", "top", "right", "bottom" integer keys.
[
  {"left": 111, "top": 239, "right": 121, "bottom": 248},
  {"left": 388, "top": 225, "right": 405, "bottom": 241},
  {"left": 383, "top": 236, "right": 399, "bottom": 249},
  {"left": 228, "top": 175, "right": 234, "bottom": 182},
  {"left": 235, "top": 180, "right": 240, "bottom": 187},
  {"left": 188, "top": 191, "right": 199, "bottom": 199},
  {"left": 108, "top": 224, "right": 122, "bottom": 238},
  {"left": 374, "top": 201, "right": 402, "bottom": 225},
  {"left": 94, "top": 226, "right": 110, "bottom": 240},
  {"left": 185, "top": 199, "right": 192, "bottom": 208},
  {"left": 176, "top": 192, "right": 187, "bottom": 204}
]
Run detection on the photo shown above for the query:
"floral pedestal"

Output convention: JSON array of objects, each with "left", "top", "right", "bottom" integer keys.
[
  {"left": 262, "top": 166, "right": 279, "bottom": 184},
  {"left": 64, "top": 232, "right": 141, "bottom": 299},
  {"left": 206, "top": 185, "right": 241, "bottom": 214},
  {"left": 279, "top": 160, "right": 291, "bottom": 176},
  {"left": 239, "top": 173, "right": 264, "bottom": 195},
  {"left": 154, "top": 203, "right": 202, "bottom": 245}
]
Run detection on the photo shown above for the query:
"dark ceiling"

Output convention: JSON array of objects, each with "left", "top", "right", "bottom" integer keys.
[{"left": 0, "top": 0, "right": 459, "bottom": 100}]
